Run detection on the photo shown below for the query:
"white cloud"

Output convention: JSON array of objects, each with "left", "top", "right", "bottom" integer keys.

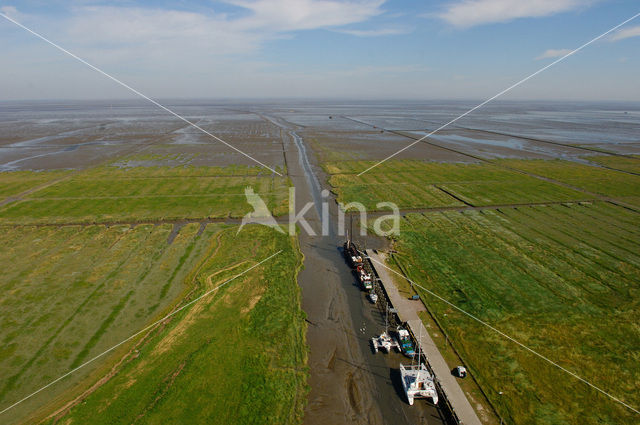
[
  {"left": 436, "top": 0, "right": 588, "bottom": 28},
  {"left": 228, "top": 0, "right": 385, "bottom": 31},
  {"left": 0, "top": 1, "right": 390, "bottom": 98},
  {"left": 609, "top": 25, "right": 640, "bottom": 41},
  {"left": 36, "top": 1, "right": 387, "bottom": 64},
  {"left": 65, "top": 7, "right": 254, "bottom": 58},
  {"left": 536, "top": 48, "right": 572, "bottom": 60},
  {"left": 0, "top": 5, "right": 27, "bottom": 21},
  {"left": 334, "top": 27, "right": 410, "bottom": 37},
  {"left": 13, "top": 1, "right": 386, "bottom": 57},
  {"left": 0, "top": 5, "right": 17, "bottom": 16}
]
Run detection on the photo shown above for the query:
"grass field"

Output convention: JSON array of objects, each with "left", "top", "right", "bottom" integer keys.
[
  {"left": 45, "top": 224, "right": 307, "bottom": 425},
  {"left": 325, "top": 160, "right": 589, "bottom": 210},
  {"left": 583, "top": 155, "right": 640, "bottom": 174},
  {"left": 0, "top": 165, "right": 290, "bottom": 224},
  {"left": 0, "top": 170, "right": 70, "bottom": 199},
  {"left": 0, "top": 223, "right": 306, "bottom": 424},
  {"left": 0, "top": 158, "right": 306, "bottom": 424},
  {"left": 0, "top": 222, "right": 216, "bottom": 422},
  {"left": 499, "top": 159, "right": 640, "bottom": 203},
  {"left": 391, "top": 202, "right": 639, "bottom": 425}
]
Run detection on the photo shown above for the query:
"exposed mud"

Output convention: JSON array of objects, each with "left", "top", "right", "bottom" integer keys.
[{"left": 264, "top": 113, "right": 445, "bottom": 425}]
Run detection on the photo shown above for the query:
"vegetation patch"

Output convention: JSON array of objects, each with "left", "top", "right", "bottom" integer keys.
[
  {"left": 391, "top": 202, "right": 639, "bottom": 424},
  {"left": 498, "top": 158, "right": 640, "bottom": 199},
  {"left": 582, "top": 155, "right": 640, "bottom": 174},
  {"left": 325, "top": 160, "right": 589, "bottom": 209},
  {"left": 0, "top": 223, "right": 307, "bottom": 425},
  {"left": 48, "top": 225, "right": 307, "bottom": 425},
  {"left": 0, "top": 162, "right": 305, "bottom": 424},
  {"left": 0, "top": 170, "right": 69, "bottom": 199},
  {"left": 0, "top": 165, "right": 290, "bottom": 224},
  {"left": 104, "top": 159, "right": 285, "bottom": 177},
  {"left": 0, "top": 223, "right": 212, "bottom": 422}
]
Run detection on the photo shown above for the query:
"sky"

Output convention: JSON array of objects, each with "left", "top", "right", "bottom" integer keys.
[{"left": 0, "top": 0, "right": 638, "bottom": 101}]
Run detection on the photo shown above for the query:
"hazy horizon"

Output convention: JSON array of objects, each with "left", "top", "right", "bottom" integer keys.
[{"left": 2, "top": 97, "right": 640, "bottom": 105}]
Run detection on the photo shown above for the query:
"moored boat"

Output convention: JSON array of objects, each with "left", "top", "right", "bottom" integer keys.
[
  {"left": 372, "top": 305, "right": 399, "bottom": 353},
  {"left": 399, "top": 363, "right": 438, "bottom": 405},
  {"left": 368, "top": 291, "right": 378, "bottom": 304},
  {"left": 371, "top": 331, "right": 397, "bottom": 353},
  {"left": 396, "top": 328, "right": 416, "bottom": 358},
  {"left": 343, "top": 240, "right": 362, "bottom": 267},
  {"left": 358, "top": 267, "right": 373, "bottom": 289}
]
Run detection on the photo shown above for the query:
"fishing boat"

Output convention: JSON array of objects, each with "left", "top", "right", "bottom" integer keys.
[
  {"left": 344, "top": 234, "right": 371, "bottom": 289},
  {"left": 358, "top": 268, "right": 373, "bottom": 289},
  {"left": 399, "top": 363, "right": 438, "bottom": 405},
  {"left": 343, "top": 219, "right": 363, "bottom": 268},
  {"left": 396, "top": 328, "right": 416, "bottom": 358},
  {"left": 343, "top": 240, "right": 360, "bottom": 265}
]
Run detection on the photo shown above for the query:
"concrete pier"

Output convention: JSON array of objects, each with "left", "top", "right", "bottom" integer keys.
[{"left": 367, "top": 250, "right": 483, "bottom": 425}]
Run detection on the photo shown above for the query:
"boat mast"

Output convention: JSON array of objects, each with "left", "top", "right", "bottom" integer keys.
[
  {"left": 385, "top": 304, "right": 389, "bottom": 333},
  {"left": 416, "top": 325, "right": 422, "bottom": 376},
  {"left": 348, "top": 213, "right": 353, "bottom": 248}
]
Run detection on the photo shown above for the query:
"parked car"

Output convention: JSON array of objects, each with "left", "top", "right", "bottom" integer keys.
[{"left": 453, "top": 366, "right": 467, "bottom": 378}]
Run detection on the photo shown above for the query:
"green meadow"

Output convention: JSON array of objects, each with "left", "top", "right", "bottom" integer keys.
[
  {"left": 0, "top": 165, "right": 290, "bottom": 224},
  {"left": 0, "top": 170, "right": 70, "bottom": 199},
  {"left": 0, "top": 222, "right": 306, "bottom": 424},
  {"left": 498, "top": 158, "right": 640, "bottom": 207},
  {"left": 325, "top": 160, "right": 589, "bottom": 210},
  {"left": 0, "top": 161, "right": 306, "bottom": 424},
  {"left": 45, "top": 225, "right": 307, "bottom": 425},
  {"left": 391, "top": 203, "right": 639, "bottom": 425},
  {"left": 583, "top": 155, "right": 640, "bottom": 174},
  {"left": 0, "top": 222, "right": 214, "bottom": 421}
]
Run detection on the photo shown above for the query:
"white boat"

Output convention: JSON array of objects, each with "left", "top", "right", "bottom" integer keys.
[
  {"left": 400, "top": 363, "right": 438, "bottom": 405},
  {"left": 360, "top": 270, "right": 371, "bottom": 280},
  {"left": 371, "top": 305, "right": 399, "bottom": 353},
  {"left": 368, "top": 291, "right": 378, "bottom": 304},
  {"left": 371, "top": 331, "right": 399, "bottom": 353},
  {"left": 359, "top": 269, "right": 372, "bottom": 285}
]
